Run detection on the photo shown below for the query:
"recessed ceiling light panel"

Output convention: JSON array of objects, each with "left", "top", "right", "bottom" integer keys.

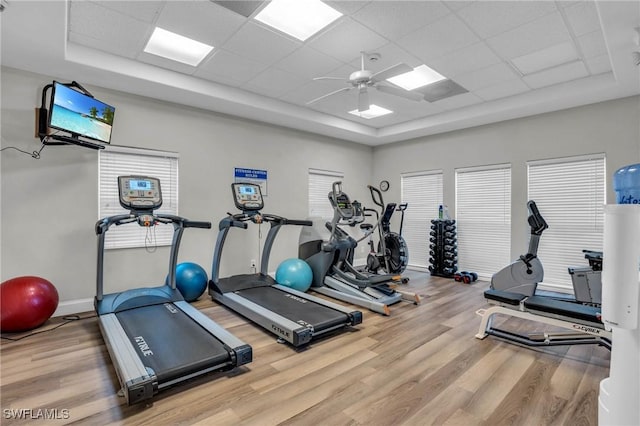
[
  {"left": 254, "top": 0, "right": 342, "bottom": 41},
  {"left": 144, "top": 27, "right": 214, "bottom": 66},
  {"left": 387, "top": 65, "right": 446, "bottom": 91},
  {"left": 349, "top": 104, "right": 393, "bottom": 119}
]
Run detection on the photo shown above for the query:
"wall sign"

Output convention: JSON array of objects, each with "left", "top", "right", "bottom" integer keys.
[{"left": 234, "top": 167, "right": 268, "bottom": 196}]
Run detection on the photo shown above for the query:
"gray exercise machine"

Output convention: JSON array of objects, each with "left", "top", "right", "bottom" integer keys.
[
  {"left": 209, "top": 182, "right": 362, "bottom": 347},
  {"left": 95, "top": 175, "right": 252, "bottom": 405},
  {"left": 491, "top": 200, "right": 602, "bottom": 306},
  {"left": 491, "top": 200, "right": 547, "bottom": 296},
  {"left": 299, "top": 181, "right": 419, "bottom": 316},
  {"left": 479, "top": 199, "right": 610, "bottom": 350}
]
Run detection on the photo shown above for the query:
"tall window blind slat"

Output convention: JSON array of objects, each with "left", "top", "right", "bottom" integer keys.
[
  {"left": 456, "top": 165, "right": 511, "bottom": 278},
  {"left": 527, "top": 155, "right": 605, "bottom": 290},
  {"left": 309, "top": 169, "right": 344, "bottom": 220},
  {"left": 401, "top": 171, "right": 443, "bottom": 269},
  {"left": 99, "top": 147, "right": 179, "bottom": 249}
]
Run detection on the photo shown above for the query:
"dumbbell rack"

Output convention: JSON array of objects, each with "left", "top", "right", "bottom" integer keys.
[{"left": 428, "top": 219, "right": 458, "bottom": 278}]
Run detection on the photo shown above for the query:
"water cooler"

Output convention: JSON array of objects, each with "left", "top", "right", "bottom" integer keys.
[{"left": 598, "top": 166, "right": 640, "bottom": 425}]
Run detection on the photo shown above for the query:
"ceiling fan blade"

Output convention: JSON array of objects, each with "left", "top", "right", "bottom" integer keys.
[
  {"left": 376, "top": 84, "right": 423, "bottom": 101},
  {"left": 313, "top": 76, "right": 348, "bottom": 81},
  {"left": 306, "top": 87, "right": 352, "bottom": 105},
  {"left": 358, "top": 88, "right": 370, "bottom": 112},
  {"left": 370, "top": 63, "right": 413, "bottom": 82}
]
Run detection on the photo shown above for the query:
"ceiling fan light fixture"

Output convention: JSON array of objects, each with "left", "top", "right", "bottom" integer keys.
[
  {"left": 144, "top": 27, "right": 214, "bottom": 66},
  {"left": 254, "top": 0, "right": 342, "bottom": 41},
  {"left": 386, "top": 64, "right": 446, "bottom": 91},
  {"left": 349, "top": 104, "right": 393, "bottom": 119}
]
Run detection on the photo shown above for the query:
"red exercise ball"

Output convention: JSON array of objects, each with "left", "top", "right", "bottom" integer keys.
[{"left": 1, "top": 276, "right": 59, "bottom": 332}]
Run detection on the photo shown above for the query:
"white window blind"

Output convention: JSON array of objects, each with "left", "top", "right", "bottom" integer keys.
[
  {"left": 309, "top": 168, "right": 344, "bottom": 219},
  {"left": 527, "top": 154, "right": 605, "bottom": 290},
  {"left": 456, "top": 164, "right": 511, "bottom": 278},
  {"left": 99, "top": 146, "right": 179, "bottom": 249},
  {"left": 401, "top": 171, "right": 443, "bottom": 269}
]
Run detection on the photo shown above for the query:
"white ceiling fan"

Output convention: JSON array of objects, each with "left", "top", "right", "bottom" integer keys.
[{"left": 307, "top": 51, "right": 424, "bottom": 112}]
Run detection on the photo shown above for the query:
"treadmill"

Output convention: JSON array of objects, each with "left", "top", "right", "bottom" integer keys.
[
  {"left": 95, "top": 175, "right": 252, "bottom": 405},
  {"left": 209, "top": 182, "right": 363, "bottom": 347}
]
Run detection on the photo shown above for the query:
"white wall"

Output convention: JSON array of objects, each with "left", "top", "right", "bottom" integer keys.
[
  {"left": 1, "top": 67, "right": 373, "bottom": 313},
  {"left": 372, "top": 95, "right": 640, "bottom": 261}
]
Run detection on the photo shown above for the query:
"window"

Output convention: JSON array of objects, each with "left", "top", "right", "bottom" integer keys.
[
  {"left": 456, "top": 164, "right": 511, "bottom": 278},
  {"left": 99, "top": 146, "right": 179, "bottom": 249},
  {"left": 528, "top": 154, "right": 605, "bottom": 290},
  {"left": 401, "top": 171, "right": 443, "bottom": 269},
  {"left": 308, "top": 168, "right": 344, "bottom": 219}
]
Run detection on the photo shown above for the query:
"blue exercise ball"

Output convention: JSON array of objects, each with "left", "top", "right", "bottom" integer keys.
[
  {"left": 275, "top": 258, "right": 313, "bottom": 292},
  {"left": 168, "top": 262, "right": 208, "bottom": 302}
]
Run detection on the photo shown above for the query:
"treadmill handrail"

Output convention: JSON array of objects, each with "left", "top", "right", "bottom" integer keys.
[
  {"left": 96, "top": 212, "right": 211, "bottom": 300},
  {"left": 212, "top": 212, "right": 312, "bottom": 282}
]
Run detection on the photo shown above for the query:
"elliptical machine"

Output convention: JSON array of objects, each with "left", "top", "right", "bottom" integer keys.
[
  {"left": 491, "top": 200, "right": 548, "bottom": 296},
  {"left": 359, "top": 185, "right": 409, "bottom": 275},
  {"left": 299, "top": 182, "right": 420, "bottom": 315}
]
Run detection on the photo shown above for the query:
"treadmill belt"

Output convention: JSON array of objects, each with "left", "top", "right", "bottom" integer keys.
[
  {"left": 117, "top": 304, "right": 231, "bottom": 384},
  {"left": 237, "top": 287, "right": 349, "bottom": 332}
]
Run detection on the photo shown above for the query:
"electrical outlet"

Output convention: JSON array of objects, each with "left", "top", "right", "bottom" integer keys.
[{"left": 250, "top": 259, "right": 256, "bottom": 269}]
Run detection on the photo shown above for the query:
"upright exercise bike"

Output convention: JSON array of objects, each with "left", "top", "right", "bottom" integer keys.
[
  {"left": 491, "top": 200, "right": 603, "bottom": 306},
  {"left": 491, "top": 200, "right": 547, "bottom": 296}
]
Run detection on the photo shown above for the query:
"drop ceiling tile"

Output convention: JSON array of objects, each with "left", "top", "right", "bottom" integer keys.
[
  {"left": 577, "top": 30, "right": 608, "bottom": 58},
  {"left": 352, "top": 1, "right": 450, "bottom": 40},
  {"left": 511, "top": 41, "right": 578, "bottom": 75},
  {"left": 487, "top": 12, "right": 572, "bottom": 59},
  {"left": 274, "top": 46, "right": 344, "bottom": 80},
  {"left": 155, "top": 1, "right": 246, "bottom": 48},
  {"left": 397, "top": 100, "right": 445, "bottom": 120},
  {"left": 280, "top": 79, "right": 350, "bottom": 106},
  {"left": 474, "top": 78, "right": 530, "bottom": 101},
  {"left": 308, "top": 17, "right": 389, "bottom": 63},
  {"left": 454, "top": 62, "right": 519, "bottom": 92},
  {"left": 456, "top": 1, "right": 557, "bottom": 39},
  {"left": 523, "top": 60, "right": 589, "bottom": 89},
  {"left": 396, "top": 13, "right": 480, "bottom": 63},
  {"left": 222, "top": 21, "right": 302, "bottom": 66},
  {"left": 324, "top": 1, "right": 370, "bottom": 16},
  {"left": 69, "top": 2, "right": 151, "bottom": 58},
  {"left": 443, "top": 1, "right": 476, "bottom": 12},
  {"left": 428, "top": 42, "right": 502, "bottom": 78},
  {"left": 194, "top": 49, "right": 269, "bottom": 84},
  {"left": 431, "top": 91, "right": 483, "bottom": 110},
  {"left": 211, "top": 1, "right": 265, "bottom": 18},
  {"left": 246, "top": 68, "right": 308, "bottom": 98},
  {"left": 585, "top": 54, "right": 613, "bottom": 75},
  {"left": 90, "top": 1, "right": 163, "bottom": 23},
  {"left": 563, "top": 1, "right": 602, "bottom": 36},
  {"left": 137, "top": 51, "right": 203, "bottom": 75},
  {"left": 346, "top": 43, "right": 423, "bottom": 72}
]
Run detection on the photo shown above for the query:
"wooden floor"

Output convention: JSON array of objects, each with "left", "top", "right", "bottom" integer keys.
[{"left": 1, "top": 272, "right": 610, "bottom": 425}]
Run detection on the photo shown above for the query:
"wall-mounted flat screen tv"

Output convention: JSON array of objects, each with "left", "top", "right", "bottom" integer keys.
[{"left": 48, "top": 81, "right": 115, "bottom": 144}]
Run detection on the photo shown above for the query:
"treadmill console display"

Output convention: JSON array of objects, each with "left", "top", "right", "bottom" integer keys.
[
  {"left": 118, "top": 176, "right": 163, "bottom": 210},
  {"left": 232, "top": 183, "right": 263, "bottom": 211}
]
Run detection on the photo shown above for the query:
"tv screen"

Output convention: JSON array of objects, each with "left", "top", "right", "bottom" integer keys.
[{"left": 48, "top": 81, "right": 115, "bottom": 144}]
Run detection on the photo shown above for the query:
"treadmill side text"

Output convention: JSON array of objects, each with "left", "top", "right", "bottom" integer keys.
[{"left": 134, "top": 336, "right": 154, "bottom": 356}]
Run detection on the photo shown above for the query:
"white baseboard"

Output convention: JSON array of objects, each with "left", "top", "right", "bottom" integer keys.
[{"left": 53, "top": 298, "right": 94, "bottom": 317}]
